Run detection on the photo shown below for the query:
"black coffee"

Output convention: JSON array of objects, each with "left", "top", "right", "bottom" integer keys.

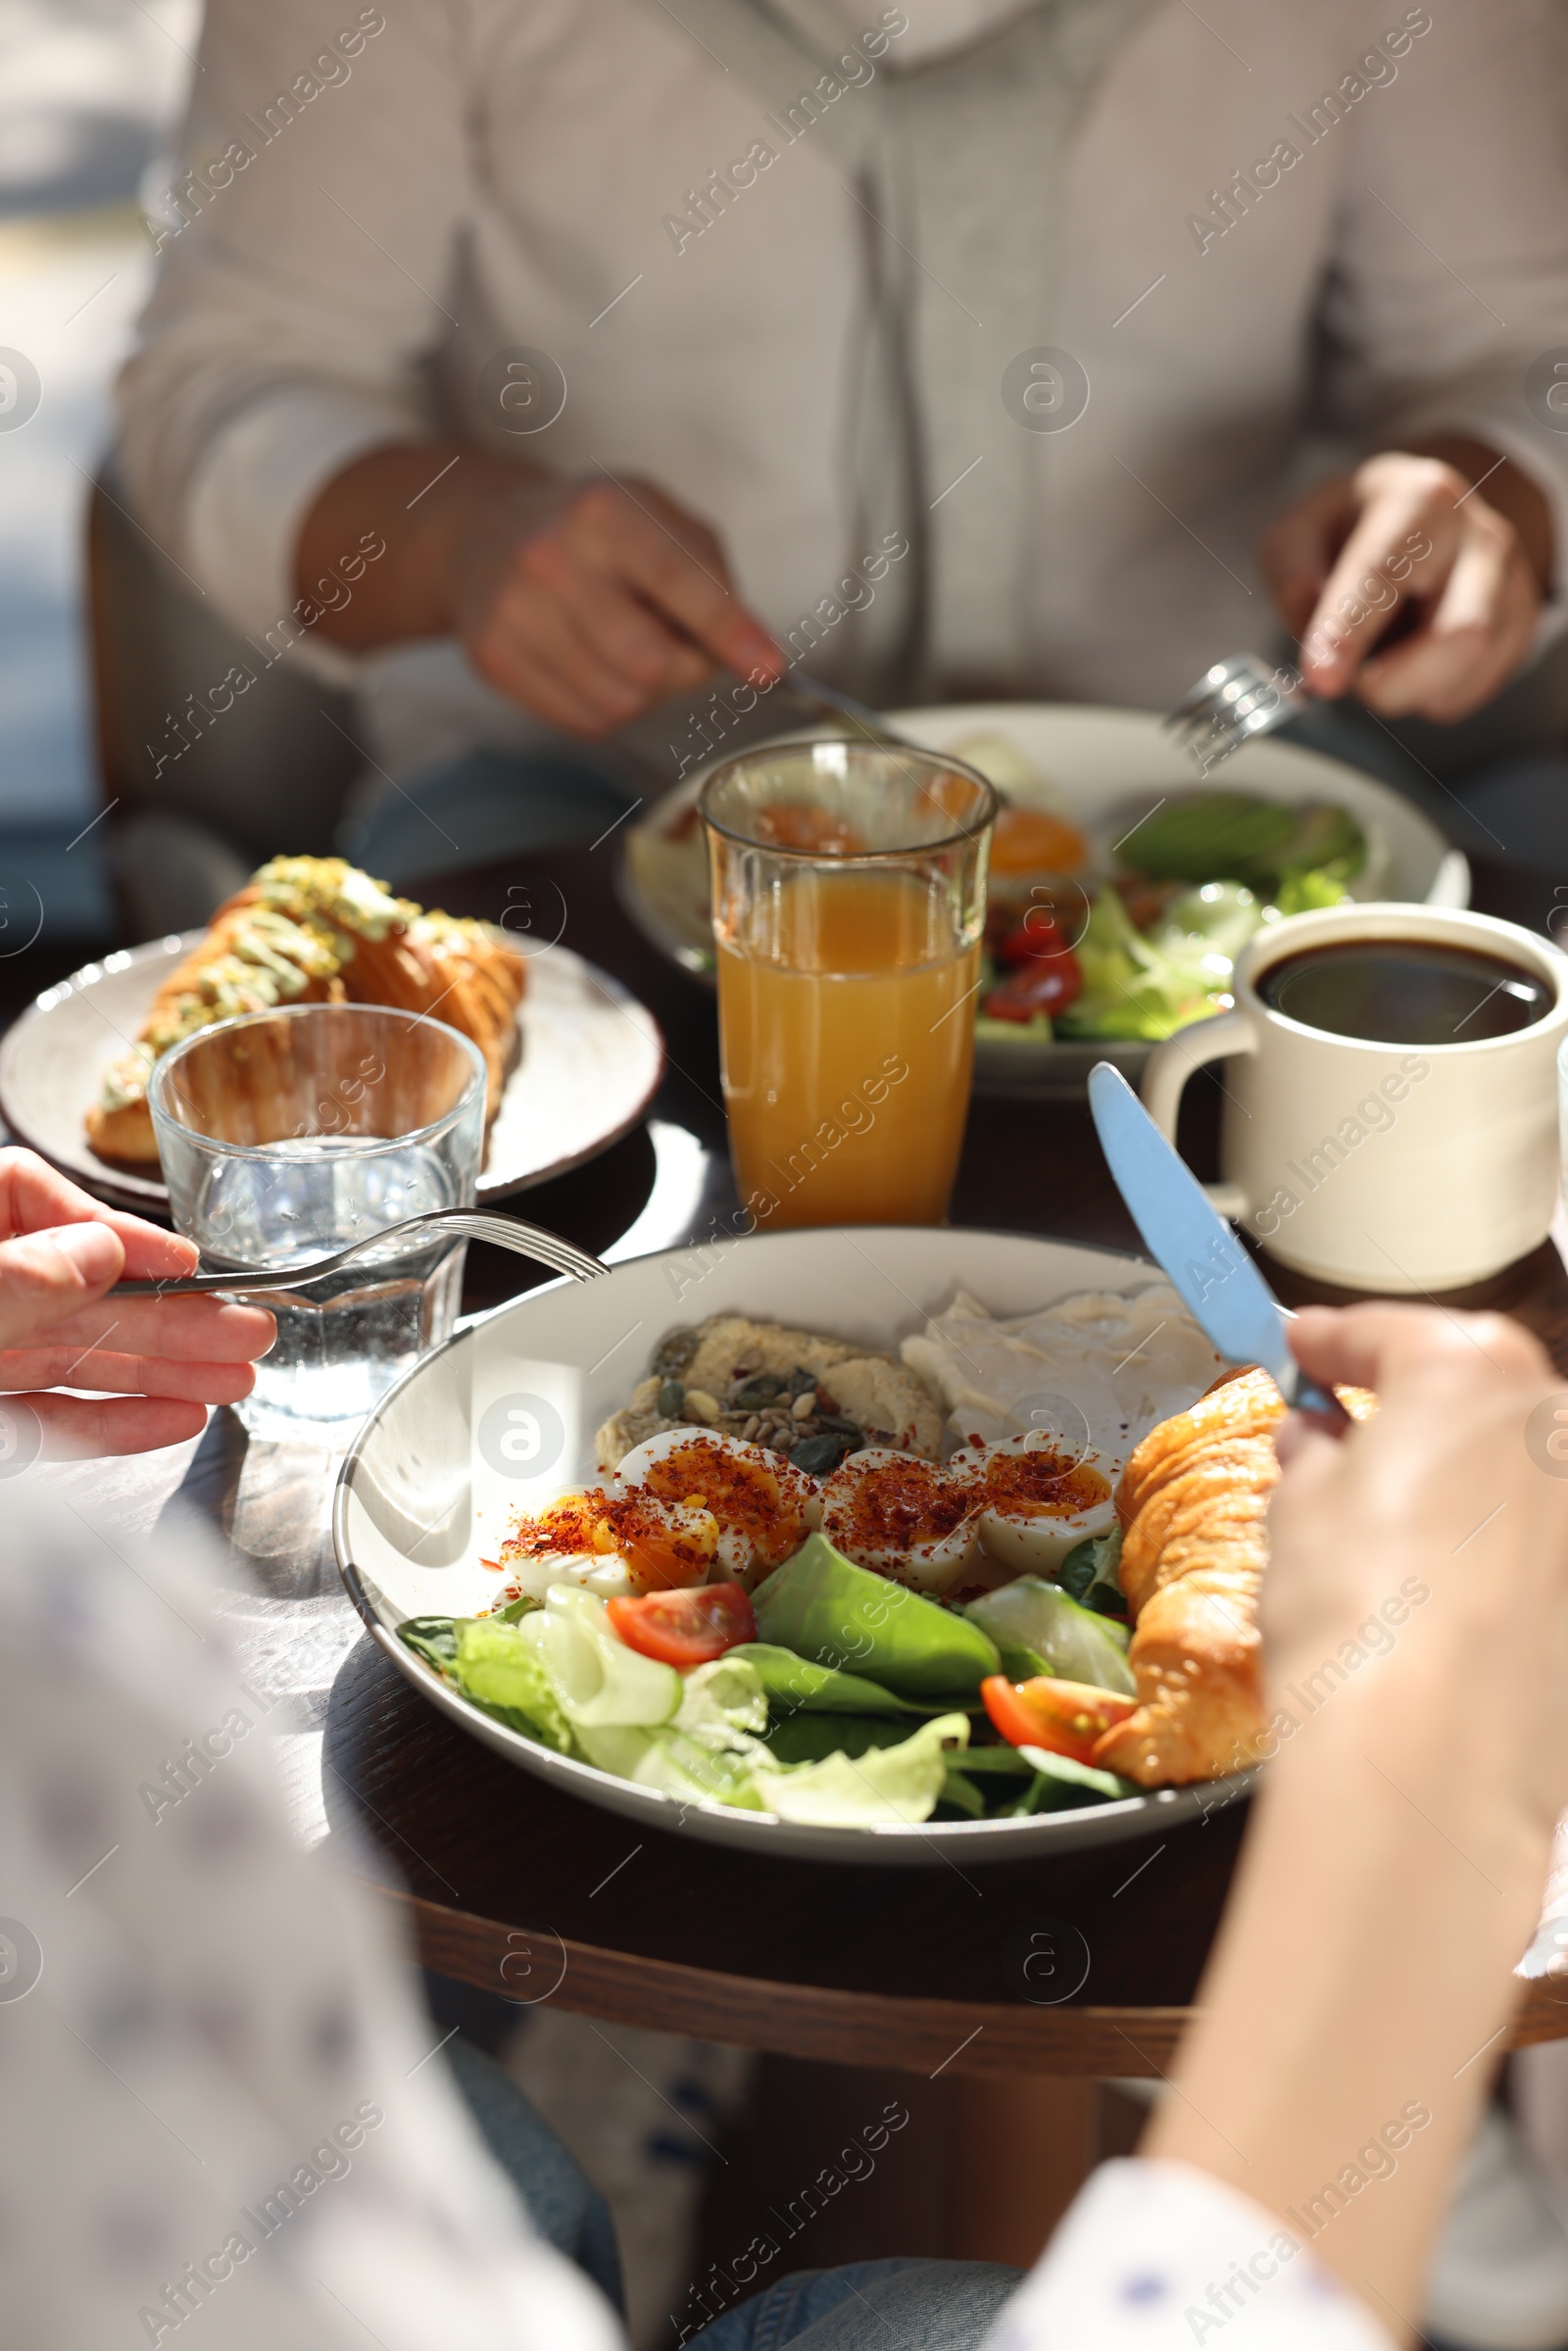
[{"left": 1257, "top": 939, "right": 1551, "bottom": 1044}]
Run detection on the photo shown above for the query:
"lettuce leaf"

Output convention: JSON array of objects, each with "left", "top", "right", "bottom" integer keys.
[
  {"left": 1055, "top": 887, "right": 1228, "bottom": 1043},
  {"left": 750, "top": 1712, "right": 972, "bottom": 1827},
  {"left": 1121, "top": 794, "right": 1364, "bottom": 890},
  {"left": 939, "top": 1768, "right": 987, "bottom": 1818},
  {"left": 964, "top": 1579, "right": 1134, "bottom": 1695},
  {"left": 1152, "top": 879, "right": 1264, "bottom": 963},
  {"left": 571, "top": 1653, "right": 775, "bottom": 1812},
  {"left": 446, "top": 1618, "right": 580, "bottom": 1755},
  {"left": 674, "top": 1654, "right": 769, "bottom": 1745},
  {"left": 1272, "top": 866, "right": 1350, "bottom": 916},
  {"left": 640, "top": 1730, "right": 769, "bottom": 1809},
  {"left": 752, "top": 1534, "right": 999, "bottom": 1701}
]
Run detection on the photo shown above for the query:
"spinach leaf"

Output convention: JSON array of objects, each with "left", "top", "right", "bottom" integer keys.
[
  {"left": 761, "top": 1713, "right": 926, "bottom": 1766},
  {"left": 752, "top": 1533, "right": 1000, "bottom": 1701},
  {"left": 944, "top": 1744, "right": 1035, "bottom": 1777},
  {"left": 1017, "top": 1745, "right": 1140, "bottom": 1808},
  {"left": 1057, "top": 1529, "right": 1128, "bottom": 1620},
  {"left": 728, "top": 1642, "right": 942, "bottom": 1720},
  {"left": 938, "top": 1768, "right": 987, "bottom": 1819},
  {"left": 396, "top": 1616, "right": 461, "bottom": 1673},
  {"left": 451, "top": 1617, "right": 582, "bottom": 1755}
]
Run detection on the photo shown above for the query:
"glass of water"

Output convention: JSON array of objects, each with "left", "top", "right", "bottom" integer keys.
[{"left": 150, "top": 1004, "right": 485, "bottom": 1434}]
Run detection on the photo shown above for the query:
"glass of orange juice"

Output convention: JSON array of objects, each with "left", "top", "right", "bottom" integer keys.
[{"left": 700, "top": 738, "right": 996, "bottom": 1229}]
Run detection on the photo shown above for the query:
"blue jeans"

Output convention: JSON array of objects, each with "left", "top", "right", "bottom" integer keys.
[
  {"left": 446, "top": 2040, "right": 625, "bottom": 2311},
  {"left": 443, "top": 2040, "right": 1024, "bottom": 2350},
  {"left": 683, "top": 2259, "right": 1023, "bottom": 2351},
  {"left": 339, "top": 744, "right": 640, "bottom": 889}
]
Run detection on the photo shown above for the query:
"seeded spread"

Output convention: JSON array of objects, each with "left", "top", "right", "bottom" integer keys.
[{"left": 595, "top": 1314, "right": 945, "bottom": 1476}]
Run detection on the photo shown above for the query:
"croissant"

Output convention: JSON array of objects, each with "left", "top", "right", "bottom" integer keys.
[
  {"left": 86, "top": 857, "right": 525, "bottom": 1165},
  {"left": 1096, "top": 1367, "right": 1377, "bottom": 1786},
  {"left": 1094, "top": 1367, "right": 1284, "bottom": 1788}
]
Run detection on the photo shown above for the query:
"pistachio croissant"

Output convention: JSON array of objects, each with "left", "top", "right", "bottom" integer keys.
[{"left": 86, "top": 857, "right": 525, "bottom": 1165}]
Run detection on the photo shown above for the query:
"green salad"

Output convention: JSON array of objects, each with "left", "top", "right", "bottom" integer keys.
[
  {"left": 977, "top": 789, "right": 1369, "bottom": 1045},
  {"left": 397, "top": 1530, "right": 1142, "bottom": 1829}
]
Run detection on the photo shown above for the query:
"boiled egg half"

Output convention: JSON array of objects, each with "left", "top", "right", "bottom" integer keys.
[
  {"left": 497, "top": 1488, "right": 718, "bottom": 1601},
  {"left": 949, "top": 1433, "right": 1116, "bottom": 1576},
  {"left": 818, "top": 1448, "right": 983, "bottom": 1594},
  {"left": 616, "top": 1428, "right": 820, "bottom": 1588}
]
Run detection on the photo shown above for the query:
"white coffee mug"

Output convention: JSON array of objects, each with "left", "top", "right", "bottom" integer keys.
[{"left": 1141, "top": 902, "right": 1568, "bottom": 1292}]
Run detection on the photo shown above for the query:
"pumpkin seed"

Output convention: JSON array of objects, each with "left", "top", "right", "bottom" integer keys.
[
  {"left": 791, "top": 1433, "right": 848, "bottom": 1475},
  {"left": 653, "top": 1329, "right": 698, "bottom": 1378}
]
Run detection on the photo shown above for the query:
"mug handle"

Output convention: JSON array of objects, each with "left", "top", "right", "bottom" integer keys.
[{"left": 1140, "top": 1009, "right": 1258, "bottom": 1221}]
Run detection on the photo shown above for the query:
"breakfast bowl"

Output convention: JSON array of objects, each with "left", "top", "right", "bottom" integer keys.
[{"left": 334, "top": 1224, "right": 1256, "bottom": 1864}]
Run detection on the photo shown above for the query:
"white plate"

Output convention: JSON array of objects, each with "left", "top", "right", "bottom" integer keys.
[
  {"left": 0, "top": 933, "right": 664, "bottom": 1211},
  {"left": 334, "top": 1224, "right": 1255, "bottom": 1866},
  {"left": 619, "top": 700, "right": 1469, "bottom": 1100}
]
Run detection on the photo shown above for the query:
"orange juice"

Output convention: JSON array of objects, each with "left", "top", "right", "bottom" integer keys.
[{"left": 715, "top": 864, "right": 979, "bottom": 1227}]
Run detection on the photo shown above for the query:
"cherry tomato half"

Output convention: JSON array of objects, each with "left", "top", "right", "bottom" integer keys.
[
  {"left": 981, "top": 950, "right": 1082, "bottom": 1024},
  {"left": 980, "top": 1675, "right": 1136, "bottom": 1763},
  {"left": 997, "top": 911, "right": 1073, "bottom": 965},
  {"left": 607, "top": 1583, "right": 758, "bottom": 1669}
]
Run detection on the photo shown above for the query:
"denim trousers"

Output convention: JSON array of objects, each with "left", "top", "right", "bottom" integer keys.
[
  {"left": 445, "top": 2040, "right": 1023, "bottom": 2350},
  {"left": 680, "top": 2259, "right": 1023, "bottom": 2351}
]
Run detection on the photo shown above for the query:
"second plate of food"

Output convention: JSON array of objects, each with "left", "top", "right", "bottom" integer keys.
[
  {"left": 620, "top": 701, "right": 1468, "bottom": 1099},
  {"left": 0, "top": 923, "right": 663, "bottom": 1213},
  {"left": 335, "top": 1224, "right": 1259, "bottom": 1865}
]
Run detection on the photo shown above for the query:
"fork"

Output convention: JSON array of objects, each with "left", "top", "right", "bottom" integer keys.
[
  {"left": 783, "top": 668, "right": 920, "bottom": 750},
  {"left": 109, "top": 1209, "right": 607, "bottom": 1297},
  {"left": 1164, "top": 653, "right": 1309, "bottom": 774},
  {"left": 781, "top": 669, "right": 1009, "bottom": 804}
]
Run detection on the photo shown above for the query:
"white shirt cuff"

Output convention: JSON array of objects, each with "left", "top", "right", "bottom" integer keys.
[
  {"left": 185, "top": 386, "right": 416, "bottom": 643},
  {"left": 984, "top": 2159, "right": 1398, "bottom": 2351}
]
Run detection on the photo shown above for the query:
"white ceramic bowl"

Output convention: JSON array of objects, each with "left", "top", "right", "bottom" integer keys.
[{"left": 334, "top": 1224, "right": 1254, "bottom": 1865}]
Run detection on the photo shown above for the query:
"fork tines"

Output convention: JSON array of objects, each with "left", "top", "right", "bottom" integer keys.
[{"left": 1164, "top": 654, "right": 1307, "bottom": 775}]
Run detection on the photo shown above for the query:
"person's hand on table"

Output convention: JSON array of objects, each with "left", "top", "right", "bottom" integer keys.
[
  {"left": 1261, "top": 447, "right": 1549, "bottom": 722},
  {"left": 0, "top": 1148, "right": 274, "bottom": 1459},
  {"left": 1147, "top": 1302, "right": 1568, "bottom": 2321}
]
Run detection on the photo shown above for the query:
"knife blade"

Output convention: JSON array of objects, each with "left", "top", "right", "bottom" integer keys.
[{"left": 1087, "top": 1060, "right": 1345, "bottom": 1422}]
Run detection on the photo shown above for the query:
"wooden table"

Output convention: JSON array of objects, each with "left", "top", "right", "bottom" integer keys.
[{"left": 29, "top": 842, "right": 1568, "bottom": 2115}]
